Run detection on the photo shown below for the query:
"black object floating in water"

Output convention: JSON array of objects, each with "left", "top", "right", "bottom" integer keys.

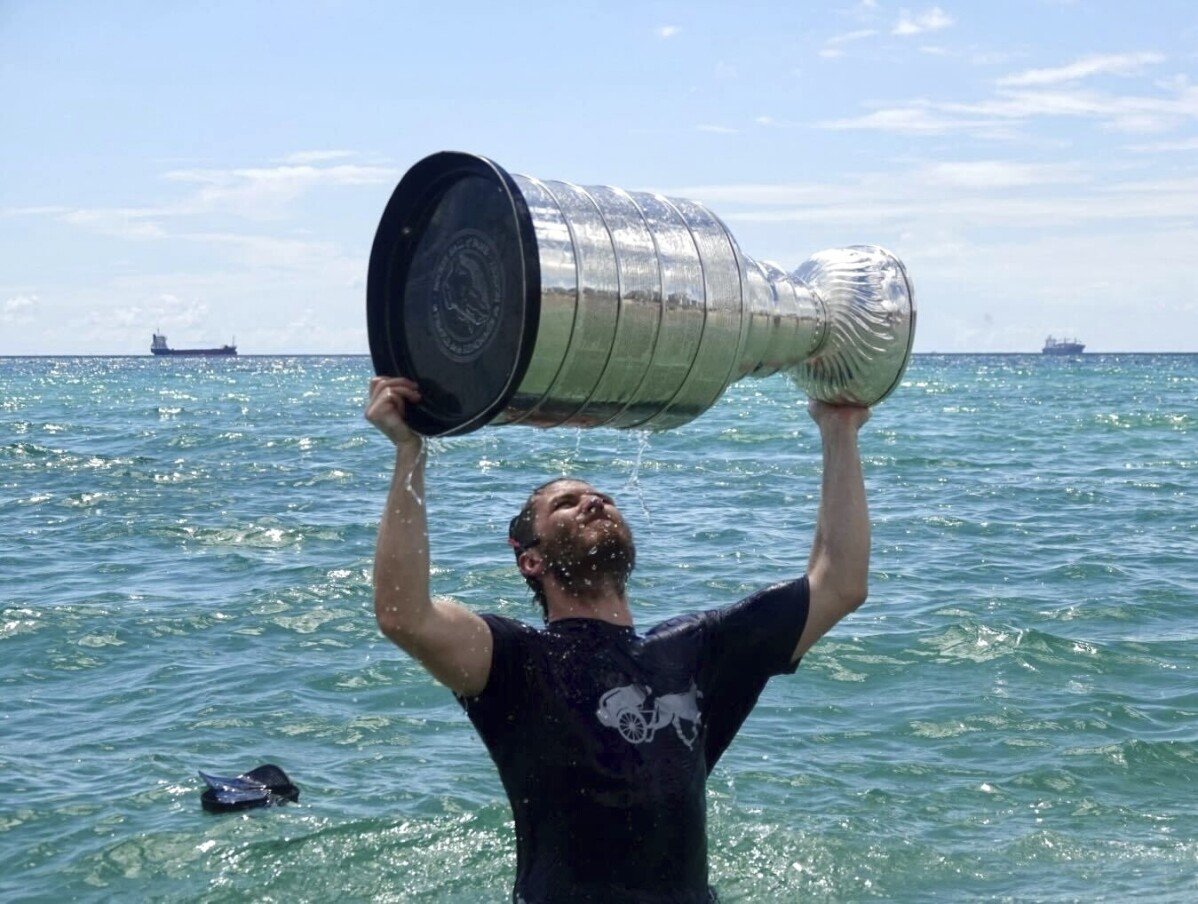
[{"left": 199, "top": 764, "right": 299, "bottom": 813}]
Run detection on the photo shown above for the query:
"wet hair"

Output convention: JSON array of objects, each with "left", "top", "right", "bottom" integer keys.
[{"left": 508, "top": 477, "right": 574, "bottom": 622}]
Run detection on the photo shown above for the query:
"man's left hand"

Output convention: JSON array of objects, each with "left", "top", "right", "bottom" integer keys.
[{"left": 808, "top": 399, "right": 871, "bottom": 432}]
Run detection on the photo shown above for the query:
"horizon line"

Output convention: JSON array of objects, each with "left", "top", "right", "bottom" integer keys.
[{"left": 2, "top": 351, "right": 1197, "bottom": 359}]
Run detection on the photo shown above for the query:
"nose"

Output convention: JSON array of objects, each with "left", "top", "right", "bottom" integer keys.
[{"left": 581, "top": 493, "right": 605, "bottom": 515}]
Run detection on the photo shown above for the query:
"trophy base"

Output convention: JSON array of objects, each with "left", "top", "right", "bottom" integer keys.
[{"left": 367, "top": 152, "right": 541, "bottom": 436}]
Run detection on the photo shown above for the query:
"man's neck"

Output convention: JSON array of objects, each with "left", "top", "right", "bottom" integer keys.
[{"left": 543, "top": 578, "right": 633, "bottom": 627}]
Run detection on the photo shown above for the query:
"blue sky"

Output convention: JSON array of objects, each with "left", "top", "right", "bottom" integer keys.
[{"left": 2, "top": 0, "right": 1196, "bottom": 354}]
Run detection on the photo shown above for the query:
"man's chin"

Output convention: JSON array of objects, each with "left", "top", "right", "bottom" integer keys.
[{"left": 548, "top": 544, "right": 635, "bottom": 591}]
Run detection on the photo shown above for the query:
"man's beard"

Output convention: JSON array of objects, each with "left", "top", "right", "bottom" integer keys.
[{"left": 541, "top": 519, "right": 636, "bottom": 597}]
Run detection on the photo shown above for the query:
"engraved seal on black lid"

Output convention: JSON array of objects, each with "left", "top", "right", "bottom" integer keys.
[{"left": 429, "top": 228, "right": 504, "bottom": 362}]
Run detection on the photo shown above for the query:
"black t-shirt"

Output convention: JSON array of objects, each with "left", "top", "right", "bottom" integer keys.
[{"left": 457, "top": 577, "right": 810, "bottom": 904}]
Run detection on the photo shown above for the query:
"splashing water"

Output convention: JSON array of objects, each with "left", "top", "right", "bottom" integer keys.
[
  {"left": 624, "top": 430, "right": 653, "bottom": 523},
  {"left": 400, "top": 440, "right": 428, "bottom": 506}
]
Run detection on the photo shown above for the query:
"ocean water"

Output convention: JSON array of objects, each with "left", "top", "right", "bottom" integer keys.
[{"left": 1, "top": 354, "right": 1195, "bottom": 902}]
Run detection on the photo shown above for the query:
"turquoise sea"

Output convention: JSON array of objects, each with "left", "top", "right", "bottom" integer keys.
[{"left": 1, "top": 354, "right": 1195, "bottom": 902}]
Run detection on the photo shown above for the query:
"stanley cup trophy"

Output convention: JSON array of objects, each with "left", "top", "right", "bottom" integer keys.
[{"left": 367, "top": 152, "right": 916, "bottom": 436}]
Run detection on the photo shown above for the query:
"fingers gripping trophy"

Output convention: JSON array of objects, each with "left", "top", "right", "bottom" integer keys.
[{"left": 366, "top": 152, "right": 916, "bottom": 434}]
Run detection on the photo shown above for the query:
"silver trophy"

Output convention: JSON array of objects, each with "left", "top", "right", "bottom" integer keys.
[{"left": 368, "top": 152, "right": 915, "bottom": 436}]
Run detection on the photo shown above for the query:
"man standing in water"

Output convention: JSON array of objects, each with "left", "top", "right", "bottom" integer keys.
[{"left": 367, "top": 375, "right": 871, "bottom": 903}]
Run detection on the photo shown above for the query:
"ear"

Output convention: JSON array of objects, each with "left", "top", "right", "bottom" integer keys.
[{"left": 517, "top": 549, "right": 545, "bottom": 579}]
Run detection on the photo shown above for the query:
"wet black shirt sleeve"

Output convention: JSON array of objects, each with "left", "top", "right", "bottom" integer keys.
[
  {"left": 455, "top": 614, "right": 537, "bottom": 742},
  {"left": 696, "top": 576, "right": 810, "bottom": 771}
]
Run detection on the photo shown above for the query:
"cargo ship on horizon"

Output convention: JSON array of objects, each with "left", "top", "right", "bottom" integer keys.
[
  {"left": 1042, "top": 336, "right": 1085, "bottom": 355},
  {"left": 150, "top": 332, "right": 237, "bottom": 357}
]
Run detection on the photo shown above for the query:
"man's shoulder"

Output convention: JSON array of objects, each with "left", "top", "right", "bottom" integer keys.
[
  {"left": 478, "top": 612, "right": 542, "bottom": 641},
  {"left": 643, "top": 610, "right": 708, "bottom": 643},
  {"left": 478, "top": 612, "right": 536, "bottom": 628},
  {"left": 456, "top": 614, "right": 544, "bottom": 710}
]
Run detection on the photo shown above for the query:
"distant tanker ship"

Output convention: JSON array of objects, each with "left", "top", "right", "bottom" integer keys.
[
  {"left": 150, "top": 332, "right": 237, "bottom": 357},
  {"left": 1042, "top": 336, "right": 1085, "bottom": 356}
]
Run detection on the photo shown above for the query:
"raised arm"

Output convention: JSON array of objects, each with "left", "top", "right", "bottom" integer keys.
[
  {"left": 366, "top": 377, "right": 492, "bottom": 696},
  {"left": 793, "top": 400, "right": 871, "bottom": 661}
]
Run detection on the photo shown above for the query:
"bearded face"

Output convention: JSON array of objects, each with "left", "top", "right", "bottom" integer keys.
[{"left": 534, "top": 484, "right": 636, "bottom": 596}]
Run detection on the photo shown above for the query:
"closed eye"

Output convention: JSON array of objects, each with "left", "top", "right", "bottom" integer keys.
[{"left": 550, "top": 490, "right": 613, "bottom": 510}]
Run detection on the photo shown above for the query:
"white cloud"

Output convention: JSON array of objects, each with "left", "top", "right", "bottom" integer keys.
[
  {"left": 656, "top": 25, "right": 679, "bottom": 39},
  {"left": 822, "top": 74, "right": 1198, "bottom": 137},
  {"left": 85, "top": 294, "right": 210, "bottom": 336},
  {"left": 845, "top": 0, "right": 881, "bottom": 24},
  {"left": 1098, "top": 175, "right": 1198, "bottom": 195},
  {"left": 998, "top": 52, "right": 1166, "bottom": 88},
  {"left": 49, "top": 160, "right": 400, "bottom": 242},
  {"left": 916, "top": 160, "right": 1087, "bottom": 189},
  {"left": 670, "top": 183, "right": 840, "bottom": 206},
  {"left": 3, "top": 294, "right": 38, "bottom": 323},
  {"left": 951, "top": 83, "right": 1198, "bottom": 132},
  {"left": 1125, "top": 136, "right": 1198, "bottom": 152},
  {"left": 968, "top": 49, "right": 1026, "bottom": 66},
  {"left": 819, "top": 28, "right": 877, "bottom": 58},
  {"left": 820, "top": 104, "right": 1013, "bottom": 136},
  {"left": 1155, "top": 73, "right": 1190, "bottom": 92},
  {"left": 164, "top": 163, "right": 394, "bottom": 188},
  {"left": 892, "top": 7, "right": 954, "bottom": 37},
  {"left": 909, "top": 45, "right": 1026, "bottom": 65},
  {"left": 671, "top": 162, "right": 1198, "bottom": 230},
  {"left": 178, "top": 232, "right": 362, "bottom": 280},
  {"left": 696, "top": 124, "right": 739, "bottom": 134},
  {"left": 718, "top": 186, "right": 1198, "bottom": 227},
  {"left": 259, "top": 307, "right": 367, "bottom": 352},
  {"left": 162, "top": 163, "right": 398, "bottom": 218},
  {"left": 278, "top": 150, "right": 358, "bottom": 164},
  {"left": 0, "top": 205, "right": 70, "bottom": 218},
  {"left": 59, "top": 208, "right": 168, "bottom": 239}
]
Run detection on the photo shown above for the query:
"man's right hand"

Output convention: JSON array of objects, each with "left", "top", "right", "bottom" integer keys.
[
  {"left": 368, "top": 375, "right": 493, "bottom": 697},
  {"left": 365, "top": 377, "right": 423, "bottom": 448}
]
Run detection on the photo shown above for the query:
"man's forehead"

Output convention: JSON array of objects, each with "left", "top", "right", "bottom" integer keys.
[
  {"left": 539, "top": 479, "right": 597, "bottom": 497},
  {"left": 534, "top": 479, "right": 607, "bottom": 504}
]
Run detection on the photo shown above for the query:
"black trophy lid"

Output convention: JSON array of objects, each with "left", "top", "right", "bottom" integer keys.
[{"left": 367, "top": 152, "right": 540, "bottom": 436}]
